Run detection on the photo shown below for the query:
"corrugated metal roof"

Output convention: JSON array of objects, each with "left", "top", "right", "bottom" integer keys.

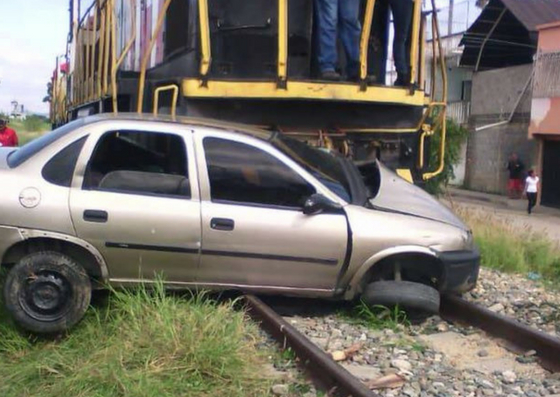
[
  {"left": 459, "top": 0, "right": 560, "bottom": 68},
  {"left": 501, "top": 0, "right": 560, "bottom": 32}
]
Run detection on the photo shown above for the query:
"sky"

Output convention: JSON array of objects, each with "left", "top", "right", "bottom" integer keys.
[{"left": 0, "top": 0, "right": 69, "bottom": 115}]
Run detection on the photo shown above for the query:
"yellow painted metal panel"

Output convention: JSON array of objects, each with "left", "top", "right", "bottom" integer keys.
[
  {"left": 396, "top": 169, "right": 413, "bottom": 183},
  {"left": 181, "top": 79, "right": 426, "bottom": 106}
]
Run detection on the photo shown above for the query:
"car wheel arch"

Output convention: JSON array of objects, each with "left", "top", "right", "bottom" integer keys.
[
  {"left": 345, "top": 246, "right": 444, "bottom": 298},
  {"left": 2, "top": 233, "right": 109, "bottom": 286}
]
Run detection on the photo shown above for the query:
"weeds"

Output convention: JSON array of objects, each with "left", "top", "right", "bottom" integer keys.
[
  {"left": 457, "top": 207, "right": 560, "bottom": 285},
  {"left": 340, "top": 300, "right": 409, "bottom": 331},
  {"left": 0, "top": 281, "right": 272, "bottom": 397}
]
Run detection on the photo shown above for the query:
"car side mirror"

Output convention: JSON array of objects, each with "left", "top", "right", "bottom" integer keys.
[{"left": 303, "top": 193, "right": 342, "bottom": 215}]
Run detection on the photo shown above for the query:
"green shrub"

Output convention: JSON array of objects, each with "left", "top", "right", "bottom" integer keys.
[{"left": 424, "top": 118, "right": 469, "bottom": 196}]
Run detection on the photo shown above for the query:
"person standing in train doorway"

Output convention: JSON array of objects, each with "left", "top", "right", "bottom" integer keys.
[
  {"left": 388, "top": 0, "right": 414, "bottom": 86},
  {"left": 314, "top": 0, "right": 362, "bottom": 81}
]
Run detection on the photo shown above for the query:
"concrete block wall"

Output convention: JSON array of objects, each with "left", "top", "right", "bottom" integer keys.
[
  {"left": 465, "top": 122, "right": 538, "bottom": 194},
  {"left": 464, "top": 64, "right": 537, "bottom": 194}
]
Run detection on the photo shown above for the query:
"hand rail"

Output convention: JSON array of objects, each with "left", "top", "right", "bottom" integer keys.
[
  {"left": 137, "top": 0, "right": 174, "bottom": 113},
  {"left": 422, "top": 0, "right": 448, "bottom": 180},
  {"left": 359, "top": 0, "right": 376, "bottom": 87},
  {"left": 198, "top": 0, "right": 212, "bottom": 77},
  {"left": 153, "top": 84, "right": 179, "bottom": 116},
  {"left": 277, "top": 0, "right": 288, "bottom": 87},
  {"left": 409, "top": 0, "right": 421, "bottom": 85},
  {"left": 112, "top": 0, "right": 137, "bottom": 113}
]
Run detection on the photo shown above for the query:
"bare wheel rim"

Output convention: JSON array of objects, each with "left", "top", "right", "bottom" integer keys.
[{"left": 18, "top": 270, "right": 73, "bottom": 322}]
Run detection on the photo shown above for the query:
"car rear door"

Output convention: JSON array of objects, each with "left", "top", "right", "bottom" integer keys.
[
  {"left": 194, "top": 129, "right": 349, "bottom": 292},
  {"left": 69, "top": 121, "right": 201, "bottom": 284}
]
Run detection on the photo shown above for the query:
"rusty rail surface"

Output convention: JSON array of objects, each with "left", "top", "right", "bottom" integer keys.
[
  {"left": 244, "top": 295, "right": 376, "bottom": 397},
  {"left": 440, "top": 294, "right": 560, "bottom": 372}
]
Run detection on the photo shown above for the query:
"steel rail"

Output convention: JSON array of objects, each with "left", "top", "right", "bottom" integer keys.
[
  {"left": 440, "top": 294, "right": 560, "bottom": 373},
  {"left": 244, "top": 295, "right": 376, "bottom": 397}
]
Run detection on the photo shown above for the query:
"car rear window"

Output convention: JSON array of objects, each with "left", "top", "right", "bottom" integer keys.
[{"left": 7, "top": 119, "right": 85, "bottom": 168}]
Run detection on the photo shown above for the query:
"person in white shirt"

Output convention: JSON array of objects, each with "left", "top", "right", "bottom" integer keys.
[{"left": 524, "top": 169, "right": 539, "bottom": 215}]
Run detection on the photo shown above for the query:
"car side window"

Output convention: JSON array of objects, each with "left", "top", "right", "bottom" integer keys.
[
  {"left": 42, "top": 136, "right": 88, "bottom": 187},
  {"left": 203, "top": 137, "right": 315, "bottom": 208},
  {"left": 84, "top": 130, "right": 190, "bottom": 198}
]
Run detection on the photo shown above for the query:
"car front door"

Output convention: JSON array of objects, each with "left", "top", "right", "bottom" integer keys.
[
  {"left": 69, "top": 122, "right": 201, "bottom": 284},
  {"left": 195, "top": 130, "right": 349, "bottom": 292}
]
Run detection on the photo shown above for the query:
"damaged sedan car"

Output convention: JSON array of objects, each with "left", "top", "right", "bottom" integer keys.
[{"left": 0, "top": 114, "right": 479, "bottom": 333}]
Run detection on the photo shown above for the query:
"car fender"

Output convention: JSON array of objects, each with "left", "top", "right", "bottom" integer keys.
[
  {"left": 344, "top": 245, "right": 438, "bottom": 299},
  {"left": 15, "top": 228, "right": 110, "bottom": 282}
]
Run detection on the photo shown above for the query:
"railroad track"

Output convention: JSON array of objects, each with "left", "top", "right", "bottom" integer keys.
[{"left": 244, "top": 294, "right": 560, "bottom": 397}]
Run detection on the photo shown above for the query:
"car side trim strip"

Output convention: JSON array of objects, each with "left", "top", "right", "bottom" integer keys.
[
  {"left": 201, "top": 249, "right": 339, "bottom": 266},
  {"left": 105, "top": 242, "right": 199, "bottom": 254}
]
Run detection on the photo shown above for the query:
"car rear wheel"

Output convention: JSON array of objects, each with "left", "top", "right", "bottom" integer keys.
[
  {"left": 362, "top": 280, "right": 440, "bottom": 314},
  {"left": 3, "top": 251, "right": 92, "bottom": 334}
]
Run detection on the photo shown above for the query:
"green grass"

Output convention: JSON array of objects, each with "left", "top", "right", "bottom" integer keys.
[
  {"left": 339, "top": 300, "right": 409, "bottom": 331},
  {"left": 458, "top": 208, "right": 560, "bottom": 284},
  {"left": 0, "top": 282, "right": 273, "bottom": 397}
]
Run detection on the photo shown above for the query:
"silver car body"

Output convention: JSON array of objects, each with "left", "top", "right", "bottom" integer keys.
[{"left": 0, "top": 115, "right": 478, "bottom": 299}]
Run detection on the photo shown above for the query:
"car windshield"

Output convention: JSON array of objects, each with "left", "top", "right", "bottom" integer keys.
[
  {"left": 272, "top": 134, "right": 352, "bottom": 202},
  {"left": 7, "top": 119, "right": 85, "bottom": 168}
]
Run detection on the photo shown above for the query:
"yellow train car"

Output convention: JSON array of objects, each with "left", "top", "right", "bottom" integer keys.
[{"left": 51, "top": 0, "right": 448, "bottom": 183}]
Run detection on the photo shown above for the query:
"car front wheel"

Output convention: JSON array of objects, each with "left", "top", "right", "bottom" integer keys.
[
  {"left": 3, "top": 251, "right": 92, "bottom": 334},
  {"left": 362, "top": 280, "right": 440, "bottom": 314}
]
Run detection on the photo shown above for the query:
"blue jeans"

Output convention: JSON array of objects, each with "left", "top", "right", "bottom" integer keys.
[
  {"left": 314, "top": 0, "right": 361, "bottom": 77},
  {"left": 388, "top": 0, "right": 413, "bottom": 75}
]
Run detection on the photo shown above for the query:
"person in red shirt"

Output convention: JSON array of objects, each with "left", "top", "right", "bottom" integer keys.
[{"left": 0, "top": 118, "right": 19, "bottom": 147}]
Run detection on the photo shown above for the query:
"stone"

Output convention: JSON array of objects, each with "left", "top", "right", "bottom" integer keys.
[
  {"left": 271, "top": 384, "right": 289, "bottom": 396},
  {"left": 478, "top": 349, "right": 489, "bottom": 357},
  {"left": 479, "top": 380, "right": 494, "bottom": 389},
  {"left": 391, "top": 358, "right": 412, "bottom": 372},
  {"left": 502, "top": 370, "right": 517, "bottom": 384},
  {"left": 331, "top": 329, "right": 343, "bottom": 338},
  {"left": 488, "top": 303, "right": 505, "bottom": 312},
  {"left": 331, "top": 351, "right": 346, "bottom": 361},
  {"left": 437, "top": 322, "right": 449, "bottom": 332},
  {"left": 341, "top": 364, "right": 381, "bottom": 381}
]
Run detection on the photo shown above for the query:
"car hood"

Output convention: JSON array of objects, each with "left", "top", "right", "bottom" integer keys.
[
  {"left": 0, "top": 147, "right": 15, "bottom": 169},
  {"left": 368, "top": 162, "right": 467, "bottom": 230}
]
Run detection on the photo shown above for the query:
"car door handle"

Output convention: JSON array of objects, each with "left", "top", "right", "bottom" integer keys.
[
  {"left": 83, "top": 210, "right": 108, "bottom": 223},
  {"left": 210, "top": 218, "right": 234, "bottom": 231}
]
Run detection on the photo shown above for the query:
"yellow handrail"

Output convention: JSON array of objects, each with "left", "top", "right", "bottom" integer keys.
[
  {"left": 409, "top": 0, "right": 421, "bottom": 85},
  {"left": 112, "top": 0, "right": 137, "bottom": 113},
  {"left": 153, "top": 84, "right": 179, "bottom": 116},
  {"left": 97, "top": 6, "right": 106, "bottom": 98},
  {"left": 103, "top": 0, "right": 111, "bottom": 95},
  {"left": 90, "top": 3, "right": 98, "bottom": 101},
  {"left": 137, "top": 0, "right": 174, "bottom": 113},
  {"left": 110, "top": 0, "right": 118, "bottom": 110},
  {"left": 419, "top": 15, "right": 426, "bottom": 90},
  {"left": 422, "top": 0, "right": 448, "bottom": 180},
  {"left": 359, "top": 0, "right": 376, "bottom": 84},
  {"left": 198, "top": 0, "right": 211, "bottom": 77},
  {"left": 277, "top": 0, "right": 288, "bottom": 86}
]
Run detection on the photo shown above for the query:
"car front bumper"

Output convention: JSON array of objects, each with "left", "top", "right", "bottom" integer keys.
[{"left": 438, "top": 249, "right": 481, "bottom": 293}]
